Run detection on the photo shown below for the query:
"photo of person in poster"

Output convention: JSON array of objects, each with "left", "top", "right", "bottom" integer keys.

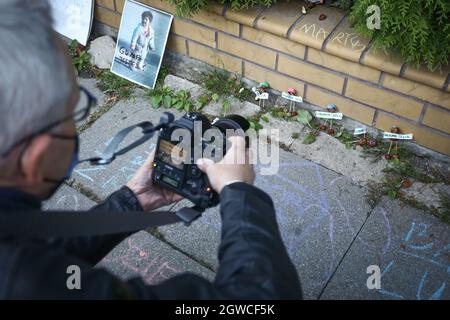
[
  {"left": 130, "top": 10, "right": 155, "bottom": 70},
  {"left": 111, "top": 0, "right": 172, "bottom": 88}
]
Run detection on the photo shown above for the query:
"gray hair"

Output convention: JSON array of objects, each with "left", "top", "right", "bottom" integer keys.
[{"left": 0, "top": 0, "right": 73, "bottom": 155}]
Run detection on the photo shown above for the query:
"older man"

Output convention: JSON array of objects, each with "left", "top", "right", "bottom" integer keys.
[{"left": 0, "top": 0, "right": 301, "bottom": 299}]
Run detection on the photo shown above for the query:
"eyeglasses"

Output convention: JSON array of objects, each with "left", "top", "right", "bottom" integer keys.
[{"left": 0, "top": 86, "right": 97, "bottom": 157}]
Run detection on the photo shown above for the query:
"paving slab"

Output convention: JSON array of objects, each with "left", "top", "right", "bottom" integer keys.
[
  {"left": 43, "top": 185, "right": 96, "bottom": 211},
  {"left": 260, "top": 114, "right": 387, "bottom": 185},
  {"left": 321, "top": 197, "right": 450, "bottom": 300},
  {"left": 96, "top": 231, "right": 215, "bottom": 285},
  {"left": 159, "top": 149, "right": 372, "bottom": 299},
  {"left": 77, "top": 77, "right": 106, "bottom": 116},
  {"left": 72, "top": 96, "right": 185, "bottom": 200}
]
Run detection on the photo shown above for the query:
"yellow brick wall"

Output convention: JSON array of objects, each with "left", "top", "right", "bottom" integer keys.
[{"left": 94, "top": 0, "right": 450, "bottom": 156}]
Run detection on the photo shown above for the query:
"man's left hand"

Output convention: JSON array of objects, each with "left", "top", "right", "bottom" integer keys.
[{"left": 126, "top": 150, "right": 183, "bottom": 211}]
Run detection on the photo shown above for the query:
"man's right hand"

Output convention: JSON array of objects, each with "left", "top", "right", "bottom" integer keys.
[{"left": 196, "top": 136, "right": 255, "bottom": 193}]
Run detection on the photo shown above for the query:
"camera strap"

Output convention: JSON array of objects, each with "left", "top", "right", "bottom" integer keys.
[
  {"left": 78, "top": 121, "right": 157, "bottom": 165},
  {"left": 0, "top": 206, "right": 204, "bottom": 238}
]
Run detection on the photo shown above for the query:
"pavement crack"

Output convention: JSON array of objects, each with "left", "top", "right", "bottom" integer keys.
[{"left": 317, "top": 205, "right": 376, "bottom": 299}]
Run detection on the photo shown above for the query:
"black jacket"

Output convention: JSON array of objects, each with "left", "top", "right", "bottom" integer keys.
[{"left": 0, "top": 183, "right": 302, "bottom": 299}]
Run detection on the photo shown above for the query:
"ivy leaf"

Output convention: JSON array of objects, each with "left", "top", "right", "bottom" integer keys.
[
  {"left": 302, "top": 132, "right": 316, "bottom": 145},
  {"left": 261, "top": 115, "right": 269, "bottom": 123},
  {"left": 211, "top": 93, "right": 219, "bottom": 102}
]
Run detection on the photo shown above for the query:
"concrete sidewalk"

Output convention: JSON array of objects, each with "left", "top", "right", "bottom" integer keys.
[{"left": 44, "top": 79, "right": 450, "bottom": 300}]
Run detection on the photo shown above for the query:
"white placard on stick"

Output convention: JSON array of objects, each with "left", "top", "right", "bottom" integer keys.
[
  {"left": 315, "top": 111, "right": 343, "bottom": 120},
  {"left": 383, "top": 132, "right": 413, "bottom": 140},
  {"left": 259, "top": 92, "right": 269, "bottom": 100},
  {"left": 282, "top": 92, "right": 303, "bottom": 103},
  {"left": 354, "top": 127, "right": 367, "bottom": 135}
]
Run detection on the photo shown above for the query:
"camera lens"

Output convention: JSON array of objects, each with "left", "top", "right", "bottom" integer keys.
[{"left": 212, "top": 114, "right": 250, "bottom": 132}]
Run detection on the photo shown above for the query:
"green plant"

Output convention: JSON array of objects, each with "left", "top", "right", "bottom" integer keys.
[
  {"left": 302, "top": 132, "right": 316, "bottom": 145},
  {"left": 98, "top": 71, "right": 134, "bottom": 99},
  {"left": 68, "top": 40, "right": 91, "bottom": 73},
  {"left": 196, "top": 94, "right": 211, "bottom": 110},
  {"left": 342, "top": 0, "right": 450, "bottom": 71},
  {"left": 222, "top": 99, "right": 231, "bottom": 115},
  {"left": 383, "top": 158, "right": 436, "bottom": 183},
  {"left": 147, "top": 86, "right": 174, "bottom": 109},
  {"left": 171, "top": 90, "right": 195, "bottom": 112},
  {"left": 249, "top": 120, "right": 263, "bottom": 131},
  {"left": 166, "top": 0, "right": 276, "bottom": 17},
  {"left": 199, "top": 69, "right": 250, "bottom": 101},
  {"left": 296, "top": 110, "right": 313, "bottom": 128}
]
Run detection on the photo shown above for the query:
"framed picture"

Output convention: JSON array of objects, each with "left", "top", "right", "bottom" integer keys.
[
  {"left": 111, "top": 0, "right": 173, "bottom": 89},
  {"left": 49, "top": 0, "right": 94, "bottom": 46}
]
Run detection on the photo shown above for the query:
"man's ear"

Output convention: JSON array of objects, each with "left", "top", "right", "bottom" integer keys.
[{"left": 20, "top": 134, "right": 53, "bottom": 184}]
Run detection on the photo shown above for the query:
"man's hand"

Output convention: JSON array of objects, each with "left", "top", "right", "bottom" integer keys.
[
  {"left": 126, "top": 150, "right": 183, "bottom": 211},
  {"left": 196, "top": 136, "right": 255, "bottom": 193}
]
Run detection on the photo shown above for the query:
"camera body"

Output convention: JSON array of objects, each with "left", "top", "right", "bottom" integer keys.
[{"left": 152, "top": 112, "right": 249, "bottom": 209}]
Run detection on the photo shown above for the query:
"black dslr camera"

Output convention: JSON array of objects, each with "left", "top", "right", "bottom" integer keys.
[{"left": 152, "top": 112, "right": 249, "bottom": 209}]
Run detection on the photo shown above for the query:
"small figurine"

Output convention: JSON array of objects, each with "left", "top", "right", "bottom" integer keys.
[
  {"left": 253, "top": 81, "right": 270, "bottom": 108},
  {"left": 385, "top": 126, "right": 400, "bottom": 159},
  {"left": 258, "top": 82, "right": 270, "bottom": 92},
  {"left": 302, "top": 6, "right": 307, "bottom": 14},
  {"left": 288, "top": 87, "right": 297, "bottom": 114}
]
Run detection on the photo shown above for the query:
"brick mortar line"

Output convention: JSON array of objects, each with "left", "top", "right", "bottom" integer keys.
[
  {"left": 419, "top": 103, "right": 428, "bottom": 123},
  {"left": 359, "top": 37, "right": 373, "bottom": 65},
  {"left": 286, "top": 14, "right": 305, "bottom": 39},
  {"left": 341, "top": 78, "right": 348, "bottom": 96},
  {"left": 251, "top": 8, "right": 266, "bottom": 28},
  {"left": 444, "top": 73, "right": 450, "bottom": 91},
  {"left": 321, "top": 14, "right": 346, "bottom": 51}
]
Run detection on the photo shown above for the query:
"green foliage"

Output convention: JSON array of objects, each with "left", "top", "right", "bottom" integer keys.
[
  {"left": 249, "top": 120, "right": 263, "bottom": 131},
  {"left": 148, "top": 86, "right": 174, "bottom": 108},
  {"left": 222, "top": 99, "right": 231, "bottom": 115},
  {"left": 199, "top": 69, "right": 250, "bottom": 102},
  {"left": 68, "top": 40, "right": 91, "bottom": 73},
  {"left": 147, "top": 87, "right": 194, "bottom": 112},
  {"left": 270, "top": 106, "right": 293, "bottom": 120},
  {"left": 98, "top": 71, "right": 134, "bottom": 99},
  {"left": 343, "top": 0, "right": 450, "bottom": 70},
  {"left": 302, "top": 132, "right": 316, "bottom": 145},
  {"left": 383, "top": 157, "right": 436, "bottom": 183},
  {"left": 296, "top": 110, "right": 313, "bottom": 128},
  {"left": 166, "top": 0, "right": 276, "bottom": 17},
  {"left": 172, "top": 90, "right": 195, "bottom": 111}
]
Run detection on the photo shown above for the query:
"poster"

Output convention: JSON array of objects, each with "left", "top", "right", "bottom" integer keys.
[
  {"left": 49, "top": 0, "right": 94, "bottom": 46},
  {"left": 111, "top": 0, "right": 173, "bottom": 89}
]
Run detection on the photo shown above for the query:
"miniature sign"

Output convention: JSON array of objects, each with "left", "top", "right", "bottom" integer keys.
[
  {"left": 315, "top": 111, "right": 343, "bottom": 120},
  {"left": 354, "top": 127, "right": 367, "bottom": 135},
  {"left": 49, "top": 0, "right": 94, "bottom": 46},
  {"left": 259, "top": 92, "right": 269, "bottom": 100},
  {"left": 111, "top": 0, "right": 173, "bottom": 89},
  {"left": 382, "top": 133, "right": 413, "bottom": 140},
  {"left": 282, "top": 92, "right": 303, "bottom": 103}
]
